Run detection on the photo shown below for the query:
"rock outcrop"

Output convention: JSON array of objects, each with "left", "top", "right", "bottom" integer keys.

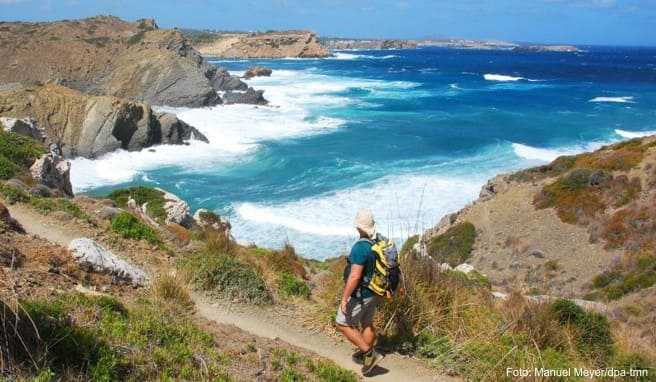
[
  {"left": 0, "top": 16, "right": 222, "bottom": 107},
  {"left": 194, "top": 31, "right": 329, "bottom": 58},
  {"left": 244, "top": 66, "right": 273, "bottom": 79},
  {"left": 210, "top": 67, "right": 248, "bottom": 91},
  {"left": 0, "top": 83, "right": 208, "bottom": 158},
  {"left": 0, "top": 117, "right": 45, "bottom": 141},
  {"left": 157, "top": 188, "right": 193, "bottom": 228},
  {"left": 223, "top": 88, "right": 268, "bottom": 105},
  {"left": 29, "top": 144, "right": 73, "bottom": 197},
  {"left": 68, "top": 238, "right": 147, "bottom": 286}
]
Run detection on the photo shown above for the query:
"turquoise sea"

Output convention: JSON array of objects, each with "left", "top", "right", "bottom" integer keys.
[{"left": 72, "top": 47, "right": 656, "bottom": 259}]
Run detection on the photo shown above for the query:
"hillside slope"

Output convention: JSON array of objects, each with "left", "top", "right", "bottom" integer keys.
[{"left": 421, "top": 135, "right": 656, "bottom": 300}]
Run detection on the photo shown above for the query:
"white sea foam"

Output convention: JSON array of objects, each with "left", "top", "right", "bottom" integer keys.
[
  {"left": 328, "top": 52, "right": 398, "bottom": 60},
  {"left": 589, "top": 96, "right": 635, "bottom": 103},
  {"left": 511, "top": 141, "right": 607, "bottom": 162},
  {"left": 615, "top": 129, "right": 656, "bottom": 139},
  {"left": 484, "top": 73, "right": 525, "bottom": 82},
  {"left": 70, "top": 69, "right": 422, "bottom": 192},
  {"left": 232, "top": 173, "right": 484, "bottom": 258}
]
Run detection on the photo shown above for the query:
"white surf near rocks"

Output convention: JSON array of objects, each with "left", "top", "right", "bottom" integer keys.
[
  {"left": 615, "top": 129, "right": 656, "bottom": 139},
  {"left": 69, "top": 238, "right": 147, "bottom": 286}
]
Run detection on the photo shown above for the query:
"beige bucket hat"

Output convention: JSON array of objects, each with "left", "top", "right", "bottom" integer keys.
[{"left": 354, "top": 209, "right": 376, "bottom": 238}]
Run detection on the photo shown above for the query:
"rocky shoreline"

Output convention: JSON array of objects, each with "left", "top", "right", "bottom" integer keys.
[
  {"left": 190, "top": 30, "right": 329, "bottom": 58},
  {"left": 0, "top": 16, "right": 272, "bottom": 160}
]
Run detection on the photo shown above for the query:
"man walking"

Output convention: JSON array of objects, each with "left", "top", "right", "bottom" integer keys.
[{"left": 335, "top": 209, "right": 384, "bottom": 375}]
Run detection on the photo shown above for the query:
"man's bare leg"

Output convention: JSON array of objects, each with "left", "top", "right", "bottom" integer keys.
[
  {"left": 361, "top": 324, "right": 376, "bottom": 350},
  {"left": 336, "top": 324, "right": 371, "bottom": 352}
]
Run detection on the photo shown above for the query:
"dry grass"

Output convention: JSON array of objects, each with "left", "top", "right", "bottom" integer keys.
[{"left": 151, "top": 272, "right": 194, "bottom": 311}]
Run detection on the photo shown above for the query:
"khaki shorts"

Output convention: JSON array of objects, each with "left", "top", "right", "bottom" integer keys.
[{"left": 335, "top": 295, "right": 380, "bottom": 327}]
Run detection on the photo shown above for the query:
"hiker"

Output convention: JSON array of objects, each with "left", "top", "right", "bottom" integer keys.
[{"left": 335, "top": 209, "right": 385, "bottom": 375}]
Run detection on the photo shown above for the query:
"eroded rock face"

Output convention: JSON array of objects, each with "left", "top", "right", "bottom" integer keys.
[
  {"left": 0, "top": 84, "right": 207, "bottom": 158},
  {"left": 0, "top": 117, "right": 45, "bottom": 141},
  {"left": 223, "top": 88, "right": 268, "bottom": 105},
  {"left": 0, "top": 16, "right": 220, "bottom": 107},
  {"left": 68, "top": 238, "right": 147, "bottom": 286},
  {"left": 29, "top": 146, "right": 74, "bottom": 197},
  {"left": 157, "top": 188, "right": 193, "bottom": 228}
]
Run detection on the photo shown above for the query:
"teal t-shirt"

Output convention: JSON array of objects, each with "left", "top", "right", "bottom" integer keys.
[{"left": 349, "top": 240, "right": 376, "bottom": 298}]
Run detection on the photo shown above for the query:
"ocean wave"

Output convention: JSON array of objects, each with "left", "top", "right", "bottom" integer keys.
[
  {"left": 615, "top": 129, "right": 656, "bottom": 139},
  {"left": 232, "top": 173, "right": 484, "bottom": 258},
  {"left": 589, "top": 96, "right": 635, "bottom": 103},
  {"left": 70, "top": 69, "right": 423, "bottom": 192},
  {"left": 484, "top": 73, "right": 525, "bottom": 82},
  {"left": 328, "top": 52, "right": 399, "bottom": 60},
  {"left": 511, "top": 141, "right": 607, "bottom": 162}
]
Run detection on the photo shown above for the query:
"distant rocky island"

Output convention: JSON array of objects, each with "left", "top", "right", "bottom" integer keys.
[{"left": 320, "top": 38, "right": 418, "bottom": 50}]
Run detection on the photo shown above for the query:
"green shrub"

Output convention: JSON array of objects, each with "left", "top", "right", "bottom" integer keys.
[
  {"left": 0, "top": 130, "right": 45, "bottom": 168},
  {"left": 181, "top": 252, "right": 272, "bottom": 305},
  {"left": 428, "top": 222, "right": 477, "bottom": 266},
  {"left": 127, "top": 30, "right": 147, "bottom": 45},
  {"left": 109, "top": 186, "right": 167, "bottom": 224},
  {"left": 111, "top": 212, "right": 161, "bottom": 244},
  {"left": 278, "top": 273, "right": 310, "bottom": 299},
  {"left": 551, "top": 299, "right": 614, "bottom": 365},
  {"left": 0, "top": 183, "right": 30, "bottom": 204},
  {"left": 0, "top": 154, "right": 20, "bottom": 179},
  {"left": 593, "top": 256, "right": 656, "bottom": 300}
]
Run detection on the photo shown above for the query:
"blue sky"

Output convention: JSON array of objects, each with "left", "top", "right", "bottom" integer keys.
[{"left": 0, "top": 0, "right": 654, "bottom": 46}]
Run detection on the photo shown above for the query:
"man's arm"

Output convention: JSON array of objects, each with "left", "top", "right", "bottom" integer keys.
[{"left": 340, "top": 264, "right": 364, "bottom": 313}]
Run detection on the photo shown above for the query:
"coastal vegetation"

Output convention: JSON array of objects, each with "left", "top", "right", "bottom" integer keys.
[
  {"left": 427, "top": 221, "right": 477, "bottom": 266},
  {"left": 0, "top": 130, "right": 44, "bottom": 180},
  {"left": 111, "top": 211, "right": 162, "bottom": 245}
]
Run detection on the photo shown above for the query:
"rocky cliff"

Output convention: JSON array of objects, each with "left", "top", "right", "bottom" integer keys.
[
  {"left": 0, "top": 16, "right": 241, "bottom": 107},
  {"left": 0, "top": 83, "right": 207, "bottom": 158},
  {"left": 193, "top": 31, "right": 329, "bottom": 58},
  {"left": 418, "top": 136, "right": 656, "bottom": 300}
]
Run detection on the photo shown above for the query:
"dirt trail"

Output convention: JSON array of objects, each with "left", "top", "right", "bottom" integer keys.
[{"left": 6, "top": 202, "right": 457, "bottom": 381}]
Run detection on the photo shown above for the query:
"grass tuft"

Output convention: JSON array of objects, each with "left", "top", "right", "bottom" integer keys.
[
  {"left": 108, "top": 186, "right": 167, "bottom": 224},
  {"left": 111, "top": 211, "right": 161, "bottom": 244}
]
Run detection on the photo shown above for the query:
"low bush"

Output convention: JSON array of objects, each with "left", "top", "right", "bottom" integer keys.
[
  {"left": 108, "top": 186, "right": 167, "bottom": 224},
  {"left": 593, "top": 255, "right": 656, "bottom": 300},
  {"left": 0, "top": 155, "right": 20, "bottom": 179},
  {"left": 151, "top": 273, "right": 194, "bottom": 310},
  {"left": 111, "top": 211, "right": 161, "bottom": 244},
  {"left": 181, "top": 252, "right": 272, "bottom": 305},
  {"left": 427, "top": 222, "right": 476, "bottom": 266},
  {"left": 551, "top": 299, "right": 614, "bottom": 365},
  {"left": 0, "top": 183, "right": 30, "bottom": 204},
  {"left": 278, "top": 272, "right": 311, "bottom": 299},
  {"left": 534, "top": 169, "right": 606, "bottom": 224},
  {"left": 0, "top": 130, "right": 44, "bottom": 169}
]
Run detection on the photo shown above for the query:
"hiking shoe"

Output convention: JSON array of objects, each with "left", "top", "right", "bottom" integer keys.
[
  {"left": 361, "top": 349, "right": 384, "bottom": 375},
  {"left": 351, "top": 350, "right": 365, "bottom": 364}
]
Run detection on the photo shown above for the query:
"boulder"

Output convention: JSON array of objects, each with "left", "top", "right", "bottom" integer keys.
[
  {"left": 454, "top": 263, "right": 475, "bottom": 274},
  {"left": 97, "top": 206, "right": 121, "bottom": 220},
  {"left": 244, "top": 66, "right": 273, "bottom": 79},
  {"left": 155, "top": 112, "right": 209, "bottom": 144},
  {"left": 223, "top": 88, "right": 268, "bottom": 105},
  {"left": 157, "top": 188, "right": 193, "bottom": 228},
  {"left": 0, "top": 84, "right": 209, "bottom": 159},
  {"left": 0, "top": 202, "right": 25, "bottom": 233},
  {"left": 479, "top": 175, "right": 509, "bottom": 199},
  {"left": 29, "top": 184, "right": 53, "bottom": 198},
  {"left": 0, "top": 117, "right": 45, "bottom": 141},
  {"left": 68, "top": 238, "right": 147, "bottom": 286},
  {"left": 210, "top": 67, "right": 248, "bottom": 91},
  {"left": 29, "top": 146, "right": 73, "bottom": 197},
  {"left": 4, "top": 178, "right": 29, "bottom": 193}
]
